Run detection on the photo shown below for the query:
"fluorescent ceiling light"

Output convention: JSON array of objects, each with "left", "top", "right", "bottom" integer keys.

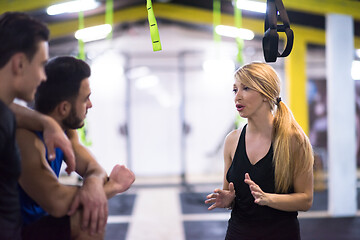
[
  {"left": 75, "top": 24, "right": 112, "bottom": 42},
  {"left": 215, "top": 25, "right": 254, "bottom": 40},
  {"left": 352, "top": 61, "right": 360, "bottom": 80},
  {"left": 356, "top": 49, "right": 360, "bottom": 59},
  {"left": 47, "top": 0, "right": 100, "bottom": 15},
  {"left": 236, "top": 0, "right": 267, "bottom": 14}
]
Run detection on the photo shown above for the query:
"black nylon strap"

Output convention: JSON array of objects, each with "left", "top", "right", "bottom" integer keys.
[{"left": 263, "top": 0, "right": 294, "bottom": 62}]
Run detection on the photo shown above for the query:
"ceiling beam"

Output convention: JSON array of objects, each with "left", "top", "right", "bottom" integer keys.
[
  {"left": 34, "top": 3, "right": 358, "bottom": 49},
  {"left": 0, "top": 0, "right": 64, "bottom": 14},
  {"left": 48, "top": 5, "right": 146, "bottom": 39},
  {"left": 152, "top": 3, "right": 360, "bottom": 48},
  {"left": 282, "top": 0, "right": 360, "bottom": 20},
  {"left": 2, "top": 0, "right": 360, "bottom": 20}
]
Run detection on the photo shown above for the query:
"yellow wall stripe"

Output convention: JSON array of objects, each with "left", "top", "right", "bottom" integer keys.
[{"left": 285, "top": 34, "right": 308, "bottom": 134}]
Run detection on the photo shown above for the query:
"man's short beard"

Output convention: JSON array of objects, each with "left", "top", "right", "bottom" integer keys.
[{"left": 62, "top": 107, "right": 84, "bottom": 130}]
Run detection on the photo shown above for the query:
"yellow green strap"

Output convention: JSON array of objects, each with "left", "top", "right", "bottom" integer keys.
[
  {"left": 78, "top": 120, "right": 93, "bottom": 147},
  {"left": 106, "top": 0, "right": 113, "bottom": 39},
  {"left": 234, "top": 0, "right": 244, "bottom": 64},
  {"left": 147, "top": 0, "right": 162, "bottom": 51},
  {"left": 77, "top": 11, "right": 92, "bottom": 146},
  {"left": 78, "top": 11, "right": 85, "bottom": 60},
  {"left": 213, "top": 0, "right": 221, "bottom": 42}
]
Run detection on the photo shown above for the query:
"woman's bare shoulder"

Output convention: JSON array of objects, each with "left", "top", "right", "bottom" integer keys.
[
  {"left": 223, "top": 127, "right": 243, "bottom": 163},
  {"left": 224, "top": 127, "right": 242, "bottom": 146}
]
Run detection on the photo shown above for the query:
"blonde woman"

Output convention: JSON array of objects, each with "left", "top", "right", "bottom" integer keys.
[{"left": 205, "top": 62, "right": 314, "bottom": 239}]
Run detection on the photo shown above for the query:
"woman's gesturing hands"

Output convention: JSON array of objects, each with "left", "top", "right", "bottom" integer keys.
[
  {"left": 205, "top": 182, "right": 236, "bottom": 210},
  {"left": 244, "top": 173, "right": 269, "bottom": 206}
]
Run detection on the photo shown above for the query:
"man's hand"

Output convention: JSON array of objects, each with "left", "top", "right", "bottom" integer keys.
[
  {"left": 67, "top": 177, "right": 108, "bottom": 235},
  {"left": 244, "top": 173, "right": 269, "bottom": 206},
  {"left": 108, "top": 165, "right": 135, "bottom": 194},
  {"left": 42, "top": 116, "right": 75, "bottom": 173},
  {"left": 9, "top": 103, "right": 75, "bottom": 172},
  {"left": 205, "top": 182, "right": 236, "bottom": 210}
]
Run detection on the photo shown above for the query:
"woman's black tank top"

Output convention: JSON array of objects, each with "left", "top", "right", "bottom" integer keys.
[{"left": 226, "top": 124, "right": 298, "bottom": 222}]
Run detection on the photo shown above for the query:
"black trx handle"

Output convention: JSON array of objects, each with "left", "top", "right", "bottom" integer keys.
[{"left": 262, "top": 0, "right": 294, "bottom": 62}]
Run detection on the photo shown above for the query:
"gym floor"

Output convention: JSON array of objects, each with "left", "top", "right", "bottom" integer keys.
[{"left": 104, "top": 177, "right": 360, "bottom": 240}]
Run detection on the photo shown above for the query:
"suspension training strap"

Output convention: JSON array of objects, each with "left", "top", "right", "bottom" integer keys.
[
  {"left": 147, "top": 0, "right": 162, "bottom": 52},
  {"left": 262, "top": 0, "right": 293, "bottom": 62}
]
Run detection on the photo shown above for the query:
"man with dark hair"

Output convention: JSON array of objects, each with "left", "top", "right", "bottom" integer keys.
[
  {"left": 0, "top": 12, "right": 49, "bottom": 69},
  {"left": 35, "top": 56, "right": 92, "bottom": 117},
  {"left": 0, "top": 12, "right": 75, "bottom": 240},
  {"left": 17, "top": 56, "right": 135, "bottom": 240}
]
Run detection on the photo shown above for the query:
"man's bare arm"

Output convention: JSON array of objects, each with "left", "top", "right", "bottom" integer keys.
[
  {"left": 17, "top": 128, "right": 134, "bottom": 217},
  {"left": 16, "top": 128, "right": 78, "bottom": 217},
  {"left": 66, "top": 129, "right": 109, "bottom": 234}
]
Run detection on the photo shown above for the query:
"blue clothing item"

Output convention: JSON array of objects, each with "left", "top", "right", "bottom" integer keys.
[{"left": 18, "top": 131, "right": 64, "bottom": 226}]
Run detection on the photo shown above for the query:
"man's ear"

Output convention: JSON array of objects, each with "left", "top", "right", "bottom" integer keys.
[
  {"left": 57, "top": 101, "right": 72, "bottom": 117},
  {"left": 11, "top": 53, "right": 26, "bottom": 76}
]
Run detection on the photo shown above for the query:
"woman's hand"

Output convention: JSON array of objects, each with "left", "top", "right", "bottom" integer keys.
[
  {"left": 244, "top": 173, "right": 269, "bottom": 206},
  {"left": 205, "top": 182, "right": 236, "bottom": 210}
]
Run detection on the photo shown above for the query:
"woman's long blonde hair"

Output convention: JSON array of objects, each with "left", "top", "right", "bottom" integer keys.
[{"left": 235, "top": 62, "right": 314, "bottom": 193}]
